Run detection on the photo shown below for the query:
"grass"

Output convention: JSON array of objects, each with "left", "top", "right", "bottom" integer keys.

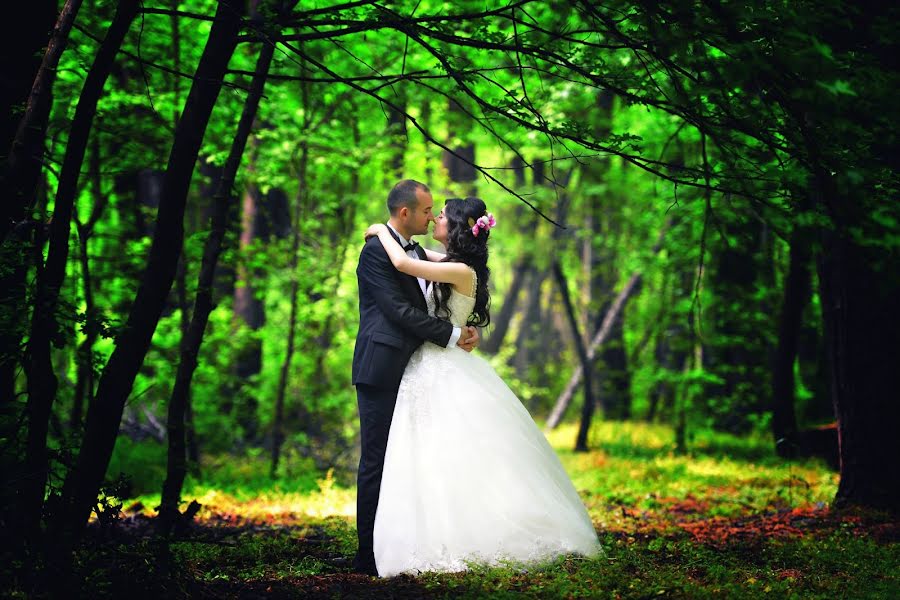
[{"left": 22, "top": 421, "right": 899, "bottom": 598}]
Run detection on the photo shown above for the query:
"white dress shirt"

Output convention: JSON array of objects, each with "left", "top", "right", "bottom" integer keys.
[{"left": 386, "top": 222, "right": 462, "bottom": 348}]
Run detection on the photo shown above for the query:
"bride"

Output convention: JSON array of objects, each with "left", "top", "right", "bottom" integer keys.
[{"left": 364, "top": 197, "right": 602, "bottom": 578}]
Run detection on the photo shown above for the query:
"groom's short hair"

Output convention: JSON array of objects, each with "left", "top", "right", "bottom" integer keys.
[{"left": 388, "top": 179, "right": 429, "bottom": 215}]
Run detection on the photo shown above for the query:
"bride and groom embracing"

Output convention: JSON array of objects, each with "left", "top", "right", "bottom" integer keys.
[{"left": 350, "top": 179, "right": 602, "bottom": 578}]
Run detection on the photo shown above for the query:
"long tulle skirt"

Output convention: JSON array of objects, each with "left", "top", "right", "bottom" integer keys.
[{"left": 373, "top": 343, "right": 603, "bottom": 577}]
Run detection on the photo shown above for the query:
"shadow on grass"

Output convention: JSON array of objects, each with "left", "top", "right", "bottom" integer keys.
[{"left": 59, "top": 517, "right": 445, "bottom": 599}]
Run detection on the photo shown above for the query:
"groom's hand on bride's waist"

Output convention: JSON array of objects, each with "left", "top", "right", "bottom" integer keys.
[{"left": 456, "top": 326, "right": 479, "bottom": 352}]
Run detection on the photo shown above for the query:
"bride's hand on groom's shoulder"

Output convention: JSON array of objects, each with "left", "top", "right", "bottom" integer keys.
[
  {"left": 364, "top": 223, "right": 386, "bottom": 240},
  {"left": 457, "top": 326, "right": 480, "bottom": 352}
]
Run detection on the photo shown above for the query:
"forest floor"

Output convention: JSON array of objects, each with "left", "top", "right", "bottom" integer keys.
[{"left": 18, "top": 423, "right": 900, "bottom": 599}]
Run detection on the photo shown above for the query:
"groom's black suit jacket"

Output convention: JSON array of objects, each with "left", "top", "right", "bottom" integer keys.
[{"left": 352, "top": 229, "right": 453, "bottom": 390}]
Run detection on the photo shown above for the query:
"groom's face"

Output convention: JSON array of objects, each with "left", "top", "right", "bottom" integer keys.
[{"left": 404, "top": 188, "right": 435, "bottom": 237}]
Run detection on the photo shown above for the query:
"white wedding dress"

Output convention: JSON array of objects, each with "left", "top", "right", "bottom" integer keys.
[{"left": 373, "top": 269, "right": 602, "bottom": 577}]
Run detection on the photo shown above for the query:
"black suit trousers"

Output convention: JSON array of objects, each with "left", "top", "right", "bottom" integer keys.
[{"left": 353, "top": 383, "right": 398, "bottom": 571}]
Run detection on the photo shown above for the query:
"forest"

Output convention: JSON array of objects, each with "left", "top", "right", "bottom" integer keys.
[{"left": 1, "top": 0, "right": 898, "bottom": 597}]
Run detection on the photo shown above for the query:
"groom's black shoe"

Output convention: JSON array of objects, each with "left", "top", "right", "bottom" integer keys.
[
  {"left": 351, "top": 555, "right": 379, "bottom": 577},
  {"left": 354, "top": 564, "right": 379, "bottom": 577}
]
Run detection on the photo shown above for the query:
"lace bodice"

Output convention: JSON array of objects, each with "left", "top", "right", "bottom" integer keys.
[{"left": 425, "top": 268, "right": 477, "bottom": 327}]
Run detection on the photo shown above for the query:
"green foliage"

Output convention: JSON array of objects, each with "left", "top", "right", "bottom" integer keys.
[{"left": 106, "top": 437, "right": 167, "bottom": 495}]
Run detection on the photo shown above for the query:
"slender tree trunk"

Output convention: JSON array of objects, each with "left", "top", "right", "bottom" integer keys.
[
  {"left": 71, "top": 138, "right": 109, "bottom": 430},
  {"left": 49, "top": 0, "right": 243, "bottom": 554},
  {"left": 271, "top": 141, "right": 308, "bottom": 477},
  {"left": 20, "top": 0, "right": 138, "bottom": 547},
  {"left": 514, "top": 268, "right": 545, "bottom": 375},
  {"left": 0, "top": 1, "right": 57, "bottom": 423},
  {"left": 546, "top": 272, "right": 642, "bottom": 429},
  {"left": 551, "top": 261, "right": 594, "bottom": 452},
  {"left": 597, "top": 300, "right": 632, "bottom": 419},
  {"left": 546, "top": 224, "right": 668, "bottom": 429},
  {"left": 3, "top": 0, "right": 83, "bottom": 244},
  {"left": 771, "top": 225, "right": 811, "bottom": 458},
  {"left": 230, "top": 183, "right": 264, "bottom": 441},
  {"left": 386, "top": 102, "right": 407, "bottom": 181},
  {"left": 442, "top": 98, "right": 477, "bottom": 196},
  {"left": 159, "top": 39, "right": 275, "bottom": 534},
  {"left": 481, "top": 260, "right": 529, "bottom": 354}
]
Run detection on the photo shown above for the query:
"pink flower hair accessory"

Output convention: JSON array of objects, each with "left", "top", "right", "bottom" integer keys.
[{"left": 469, "top": 212, "right": 497, "bottom": 237}]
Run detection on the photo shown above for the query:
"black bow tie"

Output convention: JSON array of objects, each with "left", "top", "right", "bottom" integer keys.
[{"left": 403, "top": 241, "right": 419, "bottom": 253}]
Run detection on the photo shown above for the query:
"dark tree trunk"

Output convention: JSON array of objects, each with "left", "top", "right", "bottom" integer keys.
[
  {"left": 771, "top": 225, "right": 811, "bottom": 458},
  {"left": 705, "top": 214, "right": 771, "bottom": 432},
  {"left": 71, "top": 138, "right": 110, "bottom": 431},
  {"left": 2, "top": 0, "right": 82, "bottom": 244},
  {"left": 546, "top": 224, "right": 667, "bottom": 429},
  {"left": 441, "top": 98, "right": 477, "bottom": 196},
  {"left": 797, "top": 296, "right": 831, "bottom": 424},
  {"left": 386, "top": 102, "right": 407, "bottom": 180},
  {"left": 545, "top": 272, "right": 644, "bottom": 429},
  {"left": 272, "top": 140, "right": 308, "bottom": 477},
  {"left": 513, "top": 268, "right": 545, "bottom": 376},
  {"left": 0, "top": 3, "right": 65, "bottom": 523},
  {"left": 49, "top": 0, "right": 243, "bottom": 554},
  {"left": 819, "top": 230, "right": 900, "bottom": 510},
  {"left": 481, "top": 260, "right": 529, "bottom": 354},
  {"left": 551, "top": 261, "right": 594, "bottom": 452},
  {"left": 230, "top": 185, "right": 265, "bottom": 440},
  {"left": 596, "top": 300, "right": 631, "bottom": 419},
  {"left": 0, "top": 0, "right": 58, "bottom": 412},
  {"left": 158, "top": 39, "right": 275, "bottom": 535},
  {"left": 20, "top": 0, "right": 138, "bottom": 547}
]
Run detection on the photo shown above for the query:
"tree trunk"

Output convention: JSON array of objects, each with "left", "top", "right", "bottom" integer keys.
[
  {"left": 819, "top": 230, "right": 900, "bottom": 510},
  {"left": 704, "top": 213, "right": 771, "bottom": 433},
  {"left": 71, "top": 139, "right": 110, "bottom": 430},
  {"left": 386, "top": 101, "right": 407, "bottom": 180},
  {"left": 49, "top": 0, "right": 243, "bottom": 554},
  {"left": 513, "top": 268, "right": 545, "bottom": 375},
  {"left": 2, "top": 0, "right": 82, "bottom": 244},
  {"left": 551, "top": 261, "right": 594, "bottom": 452},
  {"left": 481, "top": 260, "right": 529, "bottom": 354},
  {"left": 20, "top": 0, "right": 138, "bottom": 547},
  {"left": 0, "top": 0, "right": 57, "bottom": 426},
  {"left": 596, "top": 299, "right": 632, "bottom": 419},
  {"left": 229, "top": 188, "right": 265, "bottom": 440},
  {"left": 271, "top": 141, "right": 308, "bottom": 477},
  {"left": 546, "top": 272, "right": 643, "bottom": 429},
  {"left": 442, "top": 98, "right": 477, "bottom": 196},
  {"left": 158, "top": 39, "right": 275, "bottom": 535},
  {"left": 771, "top": 225, "right": 811, "bottom": 458},
  {"left": 546, "top": 224, "right": 668, "bottom": 429}
]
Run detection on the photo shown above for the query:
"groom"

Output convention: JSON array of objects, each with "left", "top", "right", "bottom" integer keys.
[{"left": 351, "top": 179, "right": 479, "bottom": 576}]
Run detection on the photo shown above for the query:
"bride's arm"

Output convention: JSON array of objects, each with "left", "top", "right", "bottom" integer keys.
[
  {"left": 423, "top": 247, "right": 446, "bottom": 262},
  {"left": 366, "top": 224, "right": 470, "bottom": 287}
]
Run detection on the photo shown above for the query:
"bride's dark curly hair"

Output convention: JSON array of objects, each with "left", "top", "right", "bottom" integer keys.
[{"left": 431, "top": 197, "right": 491, "bottom": 328}]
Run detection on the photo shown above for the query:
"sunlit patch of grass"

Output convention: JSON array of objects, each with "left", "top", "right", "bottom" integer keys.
[
  {"left": 130, "top": 468, "right": 356, "bottom": 523},
  {"left": 546, "top": 421, "right": 838, "bottom": 520}
]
